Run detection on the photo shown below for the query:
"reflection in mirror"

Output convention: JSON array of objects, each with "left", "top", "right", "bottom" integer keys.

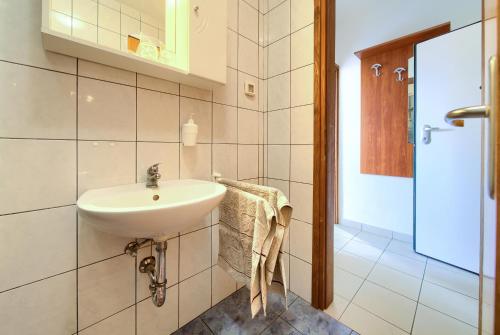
[{"left": 48, "top": 0, "right": 188, "bottom": 71}]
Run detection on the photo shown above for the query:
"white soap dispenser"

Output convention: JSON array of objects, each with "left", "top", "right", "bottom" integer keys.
[{"left": 182, "top": 114, "right": 198, "bottom": 146}]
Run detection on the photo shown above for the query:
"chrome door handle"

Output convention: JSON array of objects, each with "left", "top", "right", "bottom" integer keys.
[
  {"left": 421, "top": 125, "right": 440, "bottom": 144},
  {"left": 444, "top": 56, "right": 497, "bottom": 199}
]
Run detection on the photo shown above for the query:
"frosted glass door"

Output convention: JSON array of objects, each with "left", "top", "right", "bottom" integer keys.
[{"left": 415, "top": 23, "right": 482, "bottom": 273}]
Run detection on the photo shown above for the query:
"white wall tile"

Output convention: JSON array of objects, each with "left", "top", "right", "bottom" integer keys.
[
  {"left": 180, "top": 98, "right": 212, "bottom": 143},
  {"left": 238, "top": 36, "right": 259, "bottom": 76},
  {"left": 179, "top": 269, "right": 212, "bottom": 327},
  {"left": 268, "top": 72, "right": 290, "bottom": 111},
  {"left": 180, "top": 227, "right": 212, "bottom": 280},
  {"left": 213, "top": 104, "right": 238, "bottom": 143},
  {"left": 49, "top": 11, "right": 73, "bottom": 35},
  {"left": 180, "top": 85, "right": 212, "bottom": 101},
  {"left": 51, "top": 0, "right": 72, "bottom": 15},
  {"left": 137, "top": 88, "right": 179, "bottom": 142},
  {"left": 268, "top": 109, "right": 290, "bottom": 144},
  {"left": 290, "top": 256, "right": 311, "bottom": 302},
  {"left": 291, "top": 64, "right": 313, "bottom": 107},
  {"left": 78, "top": 78, "right": 136, "bottom": 140},
  {"left": 239, "top": 0, "right": 259, "bottom": 43},
  {"left": 267, "top": 178, "right": 290, "bottom": 198},
  {"left": 0, "top": 139, "right": 76, "bottom": 215},
  {"left": 211, "top": 224, "right": 220, "bottom": 265},
  {"left": 121, "top": 13, "right": 141, "bottom": 37},
  {"left": 289, "top": 219, "right": 312, "bottom": 263},
  {"left": 290, "top": 182, "right": 312, "bottom": 223},
  {"left": 238, "top": 109, "right": 260, "bottom": 144},
  {"left": 98, "top": 28, "right": 121, "bottom": 50},
  {"left": 0, "top": 62, "right": 76, "bottom": 139},
  {"left": 227, "top": 0, "right": 239, "bottom": 31},
  {"left": 268, "top": 36, "right": 290, "bottom": 77},
  {"left": 212, "top": 265, "right": 237, "bottom": 305},
  {"left": 180, "top": 144, "right": 212, "bottom": 180},
  {"left": 137, "top": 74, "right": 179, "bottom": 94},
  {"left": 78, "top": 218, "right": 132, "bottom": 267},
  {"left": 238, "top": 71, "right": 259, "bottom": 110},
  {"left": 214, "top": 68, "right": 238, "bottom": 107},
  {"left": 213, "top": 144, "right": 238, "bottom": 180},
  {"left": 80, "top": 307, "right": 135, "bottom": 335},
  {"left": 291, "top": 105, "right": 313, "bottom": 144},
  {"left": 78, "top": 255, "right": 135, "bottom": 330},
  {"left": 0, "top": 206, "right": 76, "bottom": 292},
  {"left": 73, "top": 0, "right": 98, "bottom": 24},
  {"left": 0, "top": 271, "right": 76, "bottom": 335},
  {"left": 137, "top": 286, "right": 179, "bottom": 335},
  {"left": 78, "top": 141, "right": 136, "bottom": 195},
  {"left": 137, "top": 142, "right": 180, "bottom": 182},
  {"left": 0, "top": 0, "right": 76, "bottom": 73},
  {"left": 291, "top": 24, "right": 313, "bottom": 69},
  {"left": 290, "top": 145, "right": 313, "bottom": 183},
  {"left": 121, "top": 4, "right": 140, "bottom": 19},
  {"left": 268, "top": 145, "right": 290, "bottom": 180},
  {"left": 79, "top": 60, "right": 136, "bottom": 86},
  {"left": 290, "top": 0, "right": 314, "bottom": 32},
  {"left": 73, "top": 19, "right": 98, "bottom": 43},
  {"left": 238, "top": 145, "right": 259, "bottom": 180},
  {"left": 98, "top": 4, "right": 120, "bottom": 32},
  {"left": 268, "top": 1, "right": 290, "bottom": 43},
  {"left": 227, "top": 29, "right": 238, "bottom": 69}
]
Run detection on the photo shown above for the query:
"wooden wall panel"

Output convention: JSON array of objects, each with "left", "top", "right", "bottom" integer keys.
[{"left": 360, "top": 45, "right": 414, "bottom": 177}]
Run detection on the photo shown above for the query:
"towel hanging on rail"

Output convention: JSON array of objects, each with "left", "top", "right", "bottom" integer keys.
[{"left": 216, "top": 178, "right": 292, "bottom": 318}]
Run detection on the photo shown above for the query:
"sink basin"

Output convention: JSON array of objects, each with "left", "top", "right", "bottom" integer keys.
[{"left": 77, "top": 179, "right": 226, "bottom": 241}]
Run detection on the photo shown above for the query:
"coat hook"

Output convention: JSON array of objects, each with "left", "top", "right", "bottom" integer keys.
[
  {"left": 394, "top": 67, "right": 406, "bottom": 82},
  {"left": 371, "top": 64, "right": 382, "bottom": 77}
]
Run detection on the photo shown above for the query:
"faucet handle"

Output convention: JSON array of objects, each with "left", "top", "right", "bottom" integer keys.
[{"left": 148, "top": 163, "right": 161, "bottom": 174}]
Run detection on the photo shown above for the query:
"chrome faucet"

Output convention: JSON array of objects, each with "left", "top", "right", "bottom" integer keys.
[{"left": 146, "top": 163, "right": 161, "bottom": 188}]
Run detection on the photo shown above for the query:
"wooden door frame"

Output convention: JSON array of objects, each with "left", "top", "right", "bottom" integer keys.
[{"left": 312, "top": 0, "right": 335, "bottom": 309}]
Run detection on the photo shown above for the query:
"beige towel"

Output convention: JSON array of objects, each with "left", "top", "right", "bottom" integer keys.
[
  {"left": 217, "top": 185, "right": 275, "bottom": 317},
  {"left": 218, "top": 179, "right": 292, "bottom": 317}
]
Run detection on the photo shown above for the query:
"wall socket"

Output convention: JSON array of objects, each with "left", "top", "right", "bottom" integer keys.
[{"left": 244, "top": 81, "right": 256, "bottom": 97}]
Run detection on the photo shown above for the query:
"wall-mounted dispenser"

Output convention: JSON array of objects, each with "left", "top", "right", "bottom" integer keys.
[{"left": 182, "top": 114, "right": 198, "bottom": 146}]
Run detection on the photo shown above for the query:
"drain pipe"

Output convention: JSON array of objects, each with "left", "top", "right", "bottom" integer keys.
[
  {"left": 151, "top": 241, "right": 167, "bottom": 306},
  {"left": 132, "top": 240, "right": 168, "bottom": 307}
]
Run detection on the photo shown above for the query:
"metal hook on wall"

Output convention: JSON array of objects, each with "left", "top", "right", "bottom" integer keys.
[
  {"left": 371, "top": 63, "right": 382, "bottom": 77},
  {"left": 394, "top": 67, "right": 406, "bottom": 82}
]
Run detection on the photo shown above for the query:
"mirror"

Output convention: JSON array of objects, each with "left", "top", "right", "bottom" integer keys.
[{"left": 48, "top": 0, "right": 189, "bottom": 71}]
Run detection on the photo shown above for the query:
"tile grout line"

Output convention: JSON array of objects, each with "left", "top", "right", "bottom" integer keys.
[
  {"left": 337, "top": 233, "right": 389, "bottom": 320},
  {"left": 410, "top": 258, "right": 428, "bottom": 334},
  {"left": 75, "top": 56, "right": 79, "bottom": 333}
]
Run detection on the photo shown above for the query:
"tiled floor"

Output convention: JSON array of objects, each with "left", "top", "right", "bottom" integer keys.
[
  {"left": 326, "top": 224, "right": 480, "bottom": 335},
  {"left": 176, "top": 287, "right": 357, "bottom": 334}
]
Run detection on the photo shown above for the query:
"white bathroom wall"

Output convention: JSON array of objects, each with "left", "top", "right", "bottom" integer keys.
[
  {"left": 263, "top": 0, "right": 315, "bottom": 302},
  {"left": 0, "top": 0, "right": 263, "bottom": 334},
  {"left": 337, "top": 0, "right": 482, "bottom": 235}
]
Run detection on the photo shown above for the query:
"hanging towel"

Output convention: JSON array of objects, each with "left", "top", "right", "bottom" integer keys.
[
  {"left": 217, "top": 184, "right": 275, "bottom": 317},
  {"left": 217, "top": 179, "right": 292, "bottom": 317}
]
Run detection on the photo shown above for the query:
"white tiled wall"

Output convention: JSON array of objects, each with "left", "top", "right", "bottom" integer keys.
[
  {"left": 49, "top": 0, "right": 165, "bottom": 52},
  {"left": 0, "top": 0, "right": 263, "bottom": 333},
  {"left": 262, "top": 0, "right": 314, "bottom": 302}
]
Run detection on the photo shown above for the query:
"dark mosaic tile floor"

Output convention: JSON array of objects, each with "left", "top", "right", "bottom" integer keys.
[{"left": 174, "top": 287, "right": 356, "bottom": 335}]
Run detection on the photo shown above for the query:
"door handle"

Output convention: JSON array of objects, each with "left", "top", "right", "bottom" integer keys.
[
  {"left": 444, "top": 56, "right": 497, "bottom": 199},
  {"left": 421, "top": 125, "right": 454, "bottom": 144}
]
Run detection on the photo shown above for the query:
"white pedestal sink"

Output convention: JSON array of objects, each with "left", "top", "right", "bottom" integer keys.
[{"left": 77, "top": 179, "right": 226, "bottom": 241}]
